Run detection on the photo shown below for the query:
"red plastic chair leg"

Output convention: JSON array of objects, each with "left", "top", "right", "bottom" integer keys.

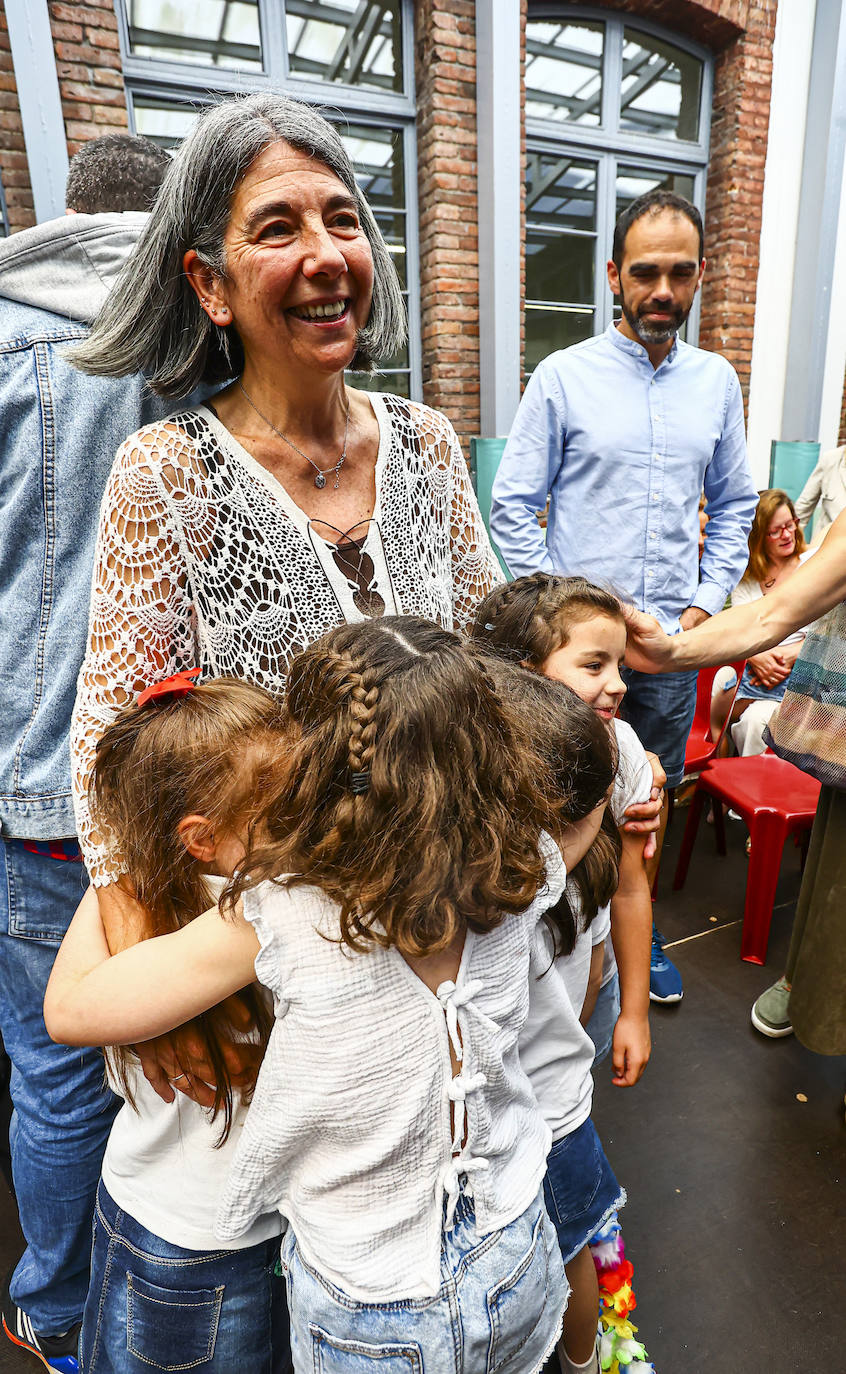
[
  {"left": 740, "top": 814, "right": 790, "bottom": 965},
  {"left": 673, "top": 782, "right": 709, "bottom": 891}
]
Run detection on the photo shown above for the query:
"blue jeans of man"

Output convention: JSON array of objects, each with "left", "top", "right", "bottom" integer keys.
[
  {"left": 0, "top": 838, "right": 118, "bottom": 1333},
  {"left": 619, "top": 666, "right": 699, "bottom": 789}
]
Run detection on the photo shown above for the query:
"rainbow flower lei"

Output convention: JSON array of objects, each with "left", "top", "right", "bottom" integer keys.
[{"left": 588, "top": 1212, "right": 656, "bottom": 1373}]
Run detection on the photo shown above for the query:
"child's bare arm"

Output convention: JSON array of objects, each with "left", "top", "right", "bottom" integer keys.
[
  {"left": 95, "top": 881, "right": 262, "bottom": 1107},
  {"left": 608, "top": 830, "right": 652, "bottom": 1087},
  {"left": 45, "top": 886, "right": 260, "bottom": 1048}
]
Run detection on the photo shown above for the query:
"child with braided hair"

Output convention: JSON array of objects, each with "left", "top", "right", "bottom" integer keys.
[{"left": 45, "top": 615, "right": 609, "bottom": 1374}]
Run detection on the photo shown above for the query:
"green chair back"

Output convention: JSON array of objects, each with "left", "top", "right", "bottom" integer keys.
[
  {"left": 470, "top": 437, "right": 511, "bottom": 578},
  {"left": 769, "top": 440, "right": 820, "bottom": 503}
]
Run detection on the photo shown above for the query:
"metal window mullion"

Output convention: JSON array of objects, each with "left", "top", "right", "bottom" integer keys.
[
  {"left": 595, "top": 152, "right": 614, "bottom": 333},
  {"left": 120, "top": 54, "right": 272, "bottom": 92},
  {"left": 258, "top": 0, "right": 286, "bottom": 82},
  {"left": 400, "top": 0, "right": 415, "bottom": 104},
  {"left": 279, "top": 74, "right": 414, "bottom": 118},
  {"left": 686, "top": 165, "right": 707, "bottom": 346},
  {"left": 603, "top": 14, "right": 623, "bottom": 136},
  {"left": 525, "top": 117, "right": 708, "bottom": 165}
]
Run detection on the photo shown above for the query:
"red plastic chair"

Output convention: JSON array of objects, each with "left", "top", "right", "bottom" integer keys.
[
  {"left": 683, "top": 660, "right": 746, "bottom": 774},
  {"left": 672, "top": 756, "right": 821, "bottom": 964}
]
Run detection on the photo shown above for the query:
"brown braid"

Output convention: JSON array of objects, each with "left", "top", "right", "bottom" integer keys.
[{"left": 233, "top": 617, "right": 554, "bottom": 957}]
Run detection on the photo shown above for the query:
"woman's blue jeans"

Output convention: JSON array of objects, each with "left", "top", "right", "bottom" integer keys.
[
  {"left": 81, "top": 1181, "right": 291, "bottom": 1373},
  {"left": 0, "top": 838, "right": 118, "bottom": 1334}
]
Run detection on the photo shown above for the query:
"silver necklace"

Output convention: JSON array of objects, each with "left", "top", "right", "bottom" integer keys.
[{"left": 238, "top": 381, "right": 350, "bottom": 489}]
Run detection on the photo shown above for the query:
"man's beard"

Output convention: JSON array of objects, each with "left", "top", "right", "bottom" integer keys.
[{"left": 619, "top": 289, "right": 689, "bottom": 344}]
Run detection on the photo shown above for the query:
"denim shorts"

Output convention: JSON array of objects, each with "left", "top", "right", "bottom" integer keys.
[
  {"left": 542, "top": 1119, "right": 626, "bottom": 1265},
  {"left": 80, "top": 1180, "right": 292, "bottom": 1373},
  {"left": 619, "top": 665, "right": 699, "bottom": 788},
  {"left": 279, "top": 1187, "right": 567, "bottom": 1374},
  {"left": 723, "top": 664, "right": 789, "bottom": 705},
  {"left": 585, "top": 973, "right": 621, "bottom": 1066}
]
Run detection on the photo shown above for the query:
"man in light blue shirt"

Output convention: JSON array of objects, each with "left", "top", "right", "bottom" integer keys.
[{"left": 491, "top": 190, "right": 757, "bottom": 1001}]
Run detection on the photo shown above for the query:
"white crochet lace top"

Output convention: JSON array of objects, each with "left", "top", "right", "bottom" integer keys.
[
  {"left": 71, "top": 394, "right": 502, "bottom": 885},
  {"left": 216, "top": 835, "right": 566, "bottom": 1301}
]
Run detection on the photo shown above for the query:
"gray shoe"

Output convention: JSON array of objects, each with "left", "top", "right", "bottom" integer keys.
[{"left": 751, "top": 976, "right": 793, "bottom": 1038}]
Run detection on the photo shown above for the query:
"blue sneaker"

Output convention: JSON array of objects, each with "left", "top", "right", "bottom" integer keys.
[
  {"left": 2, "top": 1277, "right": 79, "bottom": 1373},
  {"left": 650, "top": 927, "right": 683, "bottom": 1003}
]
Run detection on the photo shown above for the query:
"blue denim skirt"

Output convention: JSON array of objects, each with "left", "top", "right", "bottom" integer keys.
[
  {"left": 542, "top": 1119, "right": 626, "bottom": 1265},
  {"left": 80, "top": 1180, "right": 291, "bottom": 1373},
  {"left": 280, "top": 1187, "right": 567, "bottom": 1374}
]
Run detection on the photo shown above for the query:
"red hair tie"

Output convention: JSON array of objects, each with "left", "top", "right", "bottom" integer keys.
[{"left": 137, "top": 669, "right": 200, "bottom": 709}]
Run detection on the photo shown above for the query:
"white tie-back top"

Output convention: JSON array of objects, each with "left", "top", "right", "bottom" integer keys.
[{"left": 216, "top": 835, "right": 566, "bottom": 1302}]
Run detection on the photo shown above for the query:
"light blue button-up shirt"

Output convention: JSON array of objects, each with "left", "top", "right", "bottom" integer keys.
[{"left": 490, "top": 323, "right": 758, "bottom": 632}]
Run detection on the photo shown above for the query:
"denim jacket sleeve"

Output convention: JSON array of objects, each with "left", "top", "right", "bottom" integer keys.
[{"left": 70, "top": 427, "right": 199, "bottom": 885}]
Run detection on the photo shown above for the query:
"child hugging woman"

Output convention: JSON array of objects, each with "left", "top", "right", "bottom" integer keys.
[
  {"left": 45, "top": 616, "right": 601, "bottom": 1374},
  {"left": 74, "top": 676, "right": 292, "bottom": 1374}
]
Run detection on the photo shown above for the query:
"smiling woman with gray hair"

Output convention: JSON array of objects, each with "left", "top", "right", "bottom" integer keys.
[{"left": 70, "top": 91, "right": 502, "bottom": 893}]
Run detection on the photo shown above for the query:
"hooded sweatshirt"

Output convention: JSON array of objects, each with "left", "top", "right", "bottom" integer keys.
[{"left": 0, "top": 213, "right": 170, "bottom": 842}]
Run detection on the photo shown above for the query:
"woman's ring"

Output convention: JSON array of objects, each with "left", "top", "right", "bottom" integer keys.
[{"left": 169, "top": 1073, "right": 187, "bottom": 1083}]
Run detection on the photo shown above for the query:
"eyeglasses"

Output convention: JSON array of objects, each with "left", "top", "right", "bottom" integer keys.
[{"left": 766, "top": 519, "right": 797, "bottom": 539}]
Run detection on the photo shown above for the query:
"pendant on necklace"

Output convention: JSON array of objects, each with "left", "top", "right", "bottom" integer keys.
[{"left": 315, "top": 473, "right": 326, "bottom": 489}]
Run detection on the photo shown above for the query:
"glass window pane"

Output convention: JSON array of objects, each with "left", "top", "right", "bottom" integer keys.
[
  {"left": 526, "top": 155, "right": 596, "bottom": 309},
  {"left": 132, "top": 95, "right": 202, "bottom": 149},
  {"left": 526, "top": 234, "right": 594, "bottom": 306},
  {"left": 287, "top": 0, "right": 403, "bottom": 94},
  {"left": 526, "top": 20, "right": 604, "bottom": 127},
  {"left": 125, "top": 0, "right": 263, "bottom": 71},
  {"left": 615, "top": 165, "right": 695, "bottom": 220},
  {"left": 526, "top": 153, "right": 596, "bottom": 233},
  {"left": 525, "top": 306, "right": 595, "bottom": 375},
  {"left": 350, "top": 369, "right": 410, "bottom": 398},
  {"left": 338, "top": 124, "right": 408, "bottom": 295},
  {"left": 620, "top": 29, "right": 702, "bottom": 142}
]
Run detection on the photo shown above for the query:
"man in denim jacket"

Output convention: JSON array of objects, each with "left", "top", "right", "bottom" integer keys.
[{"left": 0, "top": 134, "right": 170, "bottom": 1371}]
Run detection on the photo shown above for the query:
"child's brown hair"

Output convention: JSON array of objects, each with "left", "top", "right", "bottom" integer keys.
[
  {"left": 91, "top": 676, "right": 287, "bottom": 1139},
  {"left": 234, "top": 617, "right": 557, "bottom": 957},
  {"left": 491, "top": 665, "right": 621, "bottom": 955},
  {"left": 472, "top": 573, "right": 625, "bottom": 669}
]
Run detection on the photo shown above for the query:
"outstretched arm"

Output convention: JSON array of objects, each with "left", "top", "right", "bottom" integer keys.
[
  {"left": 626, "top": 509, "right": 846, "bottom": 673},
  {"left": 45, "top": 887, "right": 260, "bottom": 1048}
]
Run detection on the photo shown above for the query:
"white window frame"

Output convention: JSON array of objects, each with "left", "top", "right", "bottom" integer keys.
[{"left": 113, "top": 0, "right": 421, "bottom": 399}]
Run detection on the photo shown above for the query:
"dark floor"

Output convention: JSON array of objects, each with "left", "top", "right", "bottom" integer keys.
[
  {"left": 1, "top": 811, "right": 844, "bottom": 1374},
  {"left": 594, "top": 808, "right": 846, "bottom": 1374}
]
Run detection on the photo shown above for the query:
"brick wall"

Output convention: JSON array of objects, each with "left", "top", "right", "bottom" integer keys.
[
  {"left": 414, "top": 0, "right": 480, "bottom": 453},
  {"left": 0, "top": 2, "right": 34, "bottom": 231},
  {"left": 49, "top": 0, "right": 128, "bottom": 153},
  {"left": 0, "top": 0, "right": 127, "bottom": 233}
]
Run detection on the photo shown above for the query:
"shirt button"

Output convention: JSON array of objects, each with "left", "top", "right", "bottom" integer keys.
[
  {"left": 650, "top": 531, "right": 657, "bottom": 540},
  {"left": 652, "top": 493, "right": 659, "bottom": 501}
]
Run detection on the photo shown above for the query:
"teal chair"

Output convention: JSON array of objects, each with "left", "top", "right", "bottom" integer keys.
[
  {"left": 470, "top": 437, "right": 511, "bottom": 578},
  {"left": 769, "top": 440, "right": 820, "bottom": 503}
]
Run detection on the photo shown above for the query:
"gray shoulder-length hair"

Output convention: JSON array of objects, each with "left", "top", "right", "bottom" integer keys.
[{"left": 71, "top": 93, "right": 407, "bottom": 397}]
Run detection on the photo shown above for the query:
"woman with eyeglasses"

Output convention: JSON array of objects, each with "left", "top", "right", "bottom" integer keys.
[{"left": 710, "top": 488, "right": 815, "bottom": 756}]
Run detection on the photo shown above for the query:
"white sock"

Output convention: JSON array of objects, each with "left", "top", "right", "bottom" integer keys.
[{"left": 562, "top": 1350, "right": 599, "bottom": 1374}]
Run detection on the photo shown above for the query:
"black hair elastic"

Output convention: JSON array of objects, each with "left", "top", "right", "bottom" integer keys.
[{"left": 350, "top": 770, "right": 370, "bottom": 795}]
